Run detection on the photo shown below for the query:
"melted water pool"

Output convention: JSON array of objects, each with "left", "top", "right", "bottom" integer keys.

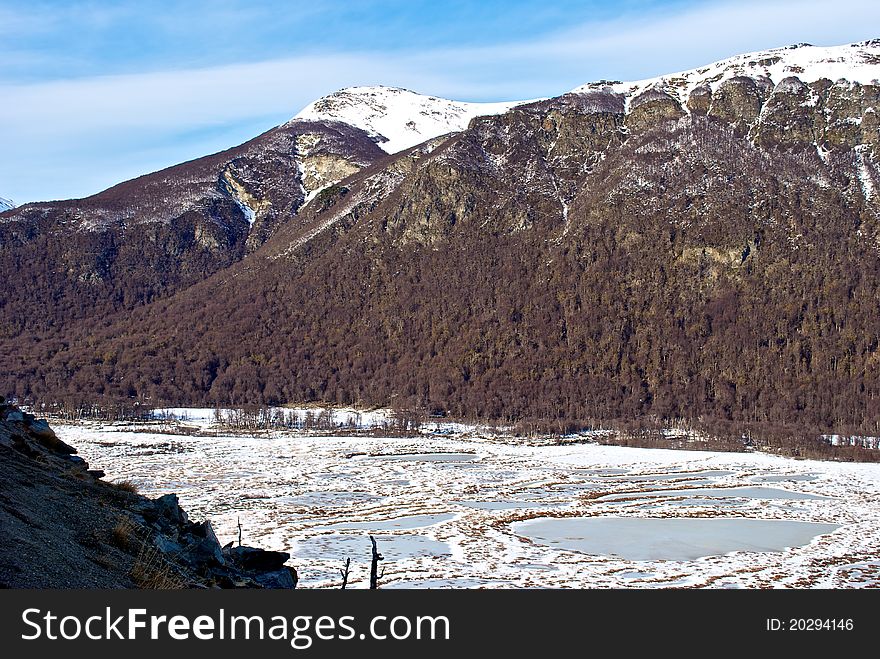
[
  {"left": 599, "top": 486, "right": 830, "bottom": 502},
  {"left": 361, "top": 452, "right": 478, "bottom": 463},
  {"left": 512, "top": 516, "right": 840, "bottom": 561},
  {"left": 280, "top": 491, "right": 383, "bottom": 507},
  {"left": 610, "top": 470, "right": 734, "bottom": 482},
  {"left": 322, "top": 513, "right": 456, "bottom": 531},
  {"left": 751, "top": 474, "right": 818, "bottom": 483},
  {"left": 458, "top": 500, "right": 549, "bottom": 510}
]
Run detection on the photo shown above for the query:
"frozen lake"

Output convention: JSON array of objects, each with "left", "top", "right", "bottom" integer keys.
[{"left": 57, "top": 419, "right": 880, "bottom": 588}]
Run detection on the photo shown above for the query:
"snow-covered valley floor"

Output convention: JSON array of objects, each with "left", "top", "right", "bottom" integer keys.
[{"left": 56, "top": 420, "right": 880, "bottom": 589}]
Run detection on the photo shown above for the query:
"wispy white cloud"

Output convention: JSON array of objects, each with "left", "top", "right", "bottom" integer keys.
[
  {"left": 2, "top": 0, "right": 878, "bottom": 203},
  {"left": 408, "top": 0, "right": 880, "bottom": 92}
]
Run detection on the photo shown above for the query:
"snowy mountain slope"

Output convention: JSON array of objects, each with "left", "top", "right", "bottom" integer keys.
[
  {"left": 290, "top": 42, "right": 879, "bottom": 157},
  {"left": 292, "top": 86, "right": 529, "bottom": 154},
  {"left": 0, "top": 197, "right": 13, "bottom": 212},
  {"left": 573, "top": 40, "right": 880, "bottom": 109}
]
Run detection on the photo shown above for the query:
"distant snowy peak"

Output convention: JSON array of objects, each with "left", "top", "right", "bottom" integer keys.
[
  {"left": 573, "top": 40, "right": 880, "bottom": 107},
  {"left": 290, "top": 42, "right": 879, "bottom": 155},
  {"left": 0, "top": 197, "right": 14, "bottom": 213},
  {"left": 291, "top": 86, "right": 527, "bottom": 154}
]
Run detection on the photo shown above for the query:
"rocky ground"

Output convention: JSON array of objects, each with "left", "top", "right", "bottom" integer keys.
[{"left": 0, "top": 398, "right": 296, "bottom": 588}]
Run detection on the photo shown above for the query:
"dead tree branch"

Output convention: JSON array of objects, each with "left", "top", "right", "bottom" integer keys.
[
  {"left": 340, "top": 557, "right": 351, "bottom": 589},
  {"left": 369, "top": 535, "right": 384, "bottom": 590}
]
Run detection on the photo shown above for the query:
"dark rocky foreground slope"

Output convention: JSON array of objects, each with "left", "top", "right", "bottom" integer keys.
[{"left": 0, "top": 398, "right": 296, "bottom": 588}]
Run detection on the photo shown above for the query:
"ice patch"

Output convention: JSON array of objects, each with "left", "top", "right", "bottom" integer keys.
[
  {"left": 512, "top": 517, "right": 840, "bottom": 561},
  {"left": 233, "top": 197, "right": 256, "bottom": 225},
  {"left": 598, "top": 486, "right": 831, "bottom": 502},
  {"left": 854, "top": 145, "right": 876, "bottom": 200},
  {"left": 321, "top": 513, "right": 456, "bottom": 531},
  {"left": 293, "top": 533, "right": 451, "bottom": 561}
]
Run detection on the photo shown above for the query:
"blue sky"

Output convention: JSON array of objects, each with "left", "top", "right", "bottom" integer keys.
[{"left": 2, "top": 0, "right": 879, "bottom": 204}]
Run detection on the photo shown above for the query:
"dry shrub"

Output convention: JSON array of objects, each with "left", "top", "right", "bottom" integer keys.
[
  {"left": 130, "top": 542, "right": 184, "bottom": 589},
  {"left": 62, "top": 467, "right": 89, "bottom": 481},
  {"left": 111, "top": 480, "right": 140, "bottom": 494},
  {"left": 111, "top": 516, "right": 138, "bottom": 549}
]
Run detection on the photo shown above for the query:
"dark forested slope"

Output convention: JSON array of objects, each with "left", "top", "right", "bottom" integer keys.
[{"left": 2, "top": 43, "right": 879, "bottom": 433}]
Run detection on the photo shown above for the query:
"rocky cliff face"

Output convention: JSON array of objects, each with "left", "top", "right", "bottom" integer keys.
[
  {"left": 0, "top": 399, "right": 296, "bottom": 588},
  {"left": 1, "top": 41, "right": 879, "bottom": 431}
]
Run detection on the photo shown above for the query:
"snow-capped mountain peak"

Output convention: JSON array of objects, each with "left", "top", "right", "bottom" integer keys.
[
  {"left": 290, "top": 41, "right": 879, "bottom": 156},
  {"left": 0, "top": 197, "right": 14, "bottom": 213},
  {"left": 571, "top": 40, "right": 880, "bottom": 108},
  {"left": 291, "top": 85, "right": 528, "bottom": 154}
]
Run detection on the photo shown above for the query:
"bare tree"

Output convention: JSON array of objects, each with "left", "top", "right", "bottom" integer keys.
[
  {"left": 339, "top": 558, "right": 351, "bottom": 589},
  {"left": 369, "top": 536, "right": 384, "bottom": 590}
]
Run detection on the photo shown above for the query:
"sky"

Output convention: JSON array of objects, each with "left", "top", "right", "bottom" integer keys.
[{"left": 1, "top": 0, "right": 879, "bottom": 204}]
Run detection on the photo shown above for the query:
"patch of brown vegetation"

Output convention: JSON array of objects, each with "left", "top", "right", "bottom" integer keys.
[
  {"left": 110, "top": 516, "right": 138, "bottom": 550},
  {"left": 129, "top": 542, "right": 185, "bottom": 590},
  {"left": 111, "top": 480, "right": 139, "bottom": 494}
]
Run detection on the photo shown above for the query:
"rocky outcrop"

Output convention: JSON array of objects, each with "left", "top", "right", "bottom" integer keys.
[
  {"left": 0, "top": 400, "right": 296, "bottom": 588},
  {"left": 823, "top": 81, "right": 880, "bottom": 149},
  {"left": 223, "top": 546, "right": 297, "bottom": 589},
  {"left": 753, "top": 77, "right": 818, "bottom": 147},
  {"left": 708, "top": 76, "right": 765, "bottom": 132},
  {"left": 626, "top": 89, "right": 686, "bottom": 133},
  {"left": 686, "top": 85, "right": 712, "bottom": 115}
]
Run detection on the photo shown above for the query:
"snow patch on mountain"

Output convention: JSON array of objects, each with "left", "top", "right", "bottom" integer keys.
[
  {"left": 292, "top": 86, "right": 528, "bottom": 154},
  {"left": 854, "top": 145, "right": 877, "bottom": 200},
  {"left": 0, "top": 197, "right": 14, "bottom": 212},
  {"left": 232, "top": 196, "right": 256, "bottom": 226},
  {"left": 290, "top": 42, "right": 879, "bottom": 159},
  {"left": 572, "top": 40, "right": 880, "bottom": 107}
]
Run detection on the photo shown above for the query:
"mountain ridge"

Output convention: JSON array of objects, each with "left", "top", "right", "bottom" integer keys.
[
  {"left": 6, "top": 39, "right": 880, "bottom": 214},
  {"left": 1, "top": 40, "right": 879, "bottom": 436},
  {"left": 573, "top": 40, "right": 880, "bottom": 103}
]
